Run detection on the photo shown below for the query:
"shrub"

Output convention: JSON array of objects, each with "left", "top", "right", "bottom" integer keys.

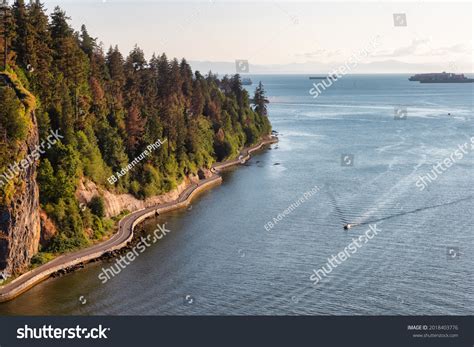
[{"left": 89, "top": 195, "right": 105, "bottom": 218}]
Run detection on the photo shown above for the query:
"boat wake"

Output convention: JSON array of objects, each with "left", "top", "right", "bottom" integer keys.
[
  {"left": 327, "top": 189, "right": 472, "bottom": 229},
  {"left": 355, "top": 195, "right": 473, "bottom": 227},
  {"left": 326, "top": 188, "right": 350, "bottom": 226}
]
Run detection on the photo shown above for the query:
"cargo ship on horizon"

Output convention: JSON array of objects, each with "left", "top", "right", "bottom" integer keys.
[{"left": 409, "top": 72, "right": 474, "bottom": 83}]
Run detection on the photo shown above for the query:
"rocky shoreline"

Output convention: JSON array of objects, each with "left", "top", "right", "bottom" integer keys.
[{"left": 0, "top": 136, "right": 278, "bottom": 301}]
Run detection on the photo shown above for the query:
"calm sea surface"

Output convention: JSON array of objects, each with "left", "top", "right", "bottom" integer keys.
[{"left": 1, "top": 74, "right": 473, "bottom": 315}]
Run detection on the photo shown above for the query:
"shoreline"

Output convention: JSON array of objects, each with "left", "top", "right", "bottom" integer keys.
[{"left": 0, "top": 136, "right": 278, "bottom": 303}]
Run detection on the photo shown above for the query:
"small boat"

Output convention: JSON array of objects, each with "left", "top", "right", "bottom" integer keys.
[{"left": 343, "top": 224, "right": 352, "bottom": 230}]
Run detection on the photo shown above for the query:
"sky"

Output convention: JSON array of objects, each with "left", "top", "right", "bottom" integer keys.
[{"left": 42, "top": 1, "right": 473, "bottom": 74}]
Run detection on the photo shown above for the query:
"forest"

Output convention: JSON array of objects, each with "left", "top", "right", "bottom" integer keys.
[{"left": 0, "top": 1, "right": 271, "bottom": 255}]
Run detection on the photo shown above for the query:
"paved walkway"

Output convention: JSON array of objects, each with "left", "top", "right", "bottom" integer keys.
[{"left": 0, "top": 137, "right": 277, "bottom": 302}]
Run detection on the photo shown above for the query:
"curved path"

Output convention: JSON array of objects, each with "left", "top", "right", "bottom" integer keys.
[{"left": 0, "top": 137, "right": 278, "bottom": 302}]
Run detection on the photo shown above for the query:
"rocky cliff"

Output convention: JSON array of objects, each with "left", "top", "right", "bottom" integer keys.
[
  {"left": 0, "top": 72, "right": 41, "bottom": 276},
  {"left": 76, "top": 169, "right": 213, "bottom": 218}
]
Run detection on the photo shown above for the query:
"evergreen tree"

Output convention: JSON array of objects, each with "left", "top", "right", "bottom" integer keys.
[
  {"left": 79, "top": 24, "right": 96, "bottom": 57},
  {"left": 0, "top": 3, "right": 272, "bottom": 253},
  {"left": 26, "top": 0, "right": 53, "bottom": 97},
  {"left": 11, "top": 0, "right": 28, "bottom": 68},
  {"left": 253, "top": 81, "right": 269, "bottom": 117}
]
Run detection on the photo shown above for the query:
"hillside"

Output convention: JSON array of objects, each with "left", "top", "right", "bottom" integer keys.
[{"left": 0, "top": 1, "right": 271, "bottom": 276}]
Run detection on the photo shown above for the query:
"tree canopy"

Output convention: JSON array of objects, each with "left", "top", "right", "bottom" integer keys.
[{"left": 0, "top": 1, "right": 271, "bottom": 253}]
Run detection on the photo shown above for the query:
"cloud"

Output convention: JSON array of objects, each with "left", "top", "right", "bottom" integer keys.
[
  {"left": 373, "top": 38, "right": 430, "bottom": 57},
  {"left": 373, "top": 39, "right": 469, "bottom": 58},
  {"left": 295, "top": 48, "right": 341, "bottom": 60},
  {"left": 427, "top": 43, "right": 468, "bottom": 56}
]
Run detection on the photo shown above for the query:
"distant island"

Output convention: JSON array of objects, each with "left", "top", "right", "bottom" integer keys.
[{"left": 409, "top": 72, "right": 474, "bottom": 83}]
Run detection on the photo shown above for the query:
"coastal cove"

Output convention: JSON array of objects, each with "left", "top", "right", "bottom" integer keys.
[
  {"left": 0, "top": 74, "right": 472, "bottom": 316},
  {"left": 0, "top": 2, "right": 472, "bottom": 343},
  {"left": 0, "top": 137, "right": 278, "bottom": 303}
]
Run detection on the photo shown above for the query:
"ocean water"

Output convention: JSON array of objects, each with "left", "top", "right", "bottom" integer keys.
[{"left": 1, "top": 74, "right": 472, "bottom": 315}]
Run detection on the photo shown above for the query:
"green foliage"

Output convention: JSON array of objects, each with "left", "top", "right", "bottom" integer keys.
[
  {"left": 37, "top": 142, "right": 80, "bottom": 204},
  {"left": 140, "top": 164, "right": 163, "bottom": 198},
  {"left": 88, "top": 195, "right": 105, "bottom": 218},
  {"left": 91, "top": 215, "right": 105, "bottom": 238},
  {"left": 0, "top": 73, "right": 36, "bottom": 205},
  {"left": 95, "top": 120, "right": 129, "bottom": 174},
  {"left": 253, "top": 81, "right": 269, "bottom": 117},
  {"left": 44, "top": 197, "right": 88, "bottom": 252},
  {"left": 0, "top": 87, "right": 29, "bottom": 141},
  {"left": 30, "top": 252, "right": 56, "bottom": 267},
  {"left": 76, "top": 129, "right": 111, "bottom": 184},
  {"left": 1, "top": 71, "right": 37, "bottom": 113},
  {"left": 36, "top": 159, "right": 55, "bottom": 204},
  {"left": 113, "top": 209, "right": 131, "bottom": 222},
  {"left": 1, "top": 3, "right": 272, "bottom": 256}
]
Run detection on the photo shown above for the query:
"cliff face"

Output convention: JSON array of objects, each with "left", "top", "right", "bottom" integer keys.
[
  {"left": 0, "top": 113, "right": 41, "bottom": 276},
  {"left": 76, "top": 170, "right": 212, "bottom": 218},
  {"left": 0, "top": 74, "right": 41, "bottom": 276}
]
